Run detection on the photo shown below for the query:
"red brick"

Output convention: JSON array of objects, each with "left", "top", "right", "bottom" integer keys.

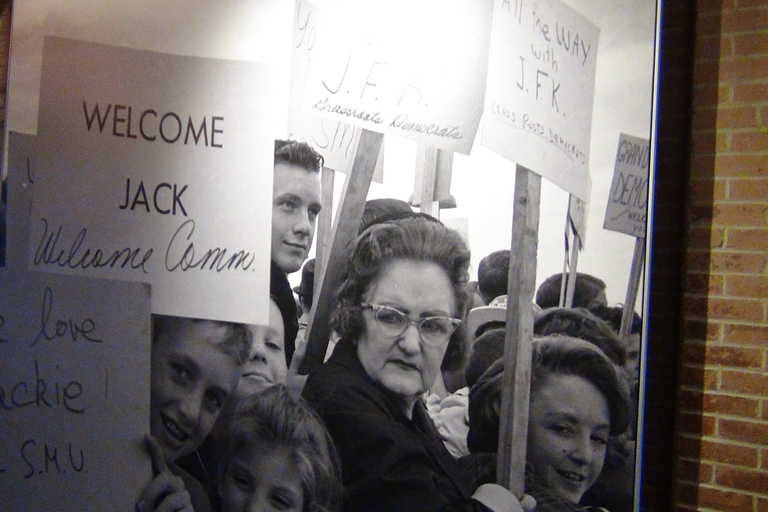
[
  {"left": 690, "top": 153, "right": 717, "bottom": 177},
  {"left": 706, "top": 344, "right": 762, "bottom": 368},
  {"left": 719, "top": 417, "right": 768, "bottom": 444},
  {"left": 725, "top": 274, "right": 768, "bottom": 298},
  {"left": 695, "top": 13, "right": 725, "bottom": 38},
  {"left": 759, "top": 496, "right": 768, "bottom": 512},
  {"left": 715, "top": 466, "right": 768, "bottom": 494},
  {"left": 720, "top": 55, "right": 768, "bottom": 82},
  {"left": 712, "top": 203, "right": 768, "bottom": 227},
  {"left": 733, "top": 82, "right": 768, "bottom": 103},
  {"left": 687, "top": 272, "right": 724, "bottom": 295},
  {"left": 689, "top": 178, "right": 727, "bottom": 204},
  {"left": 678, "top": 413, "right": 717, "bottom": 436},
  {"left": 737, "top": 0, "right": 768, "bottom": 8},
  {"left": 683, "top": 319, "right": 722, "bottom": 342},
  {"left": 731, "top": 131, "right": 768, "bottom": 152},
  {"left": 688, "top": 226, "right": 725, "bottom": 249},
  {"left": 721, "top": 8, "right": 768, "bottom": 33},
  {"left": 722, "top": 370, "right": 768, "bottom": 395},
  {"left": 726, "top": 228, "right": 768, "bottom": 250},
  {"left": 716, "top": 105, "right": 758, "bottom": 129},
  {"left": 693, "top": 84, "right": 732, "bottom": 108},
  {"left": 714, "top": 154, "right": 768, "bottom": 177},
  {"left": 676, "top": 482, "right": 754, "bottom": 510},
  {"left": 691, "top": 130, "right": 720, "bottom": 154},
  {"left": 692, "top": 106, "right": 719, "bottom": 131},
  {"left": 728, "top": 179, "right": 768, "bottom": 200},
  {"left": 676, "top": 458, "right": 714, "bottom": 483},
  {"left": 684, "top": 389, "right": 762, "bottom": 417},
  {"left": 724, "top": 324, "right": 768, "bottom": 346},
  {"left": 733, "top": 32, "right": 768, "bottom": 56},
  {"left": 692, "top": 59, "right": 723, "bottom": 86},
  {"left": 679, "top": 365, "right": 719, "bottom": 390},
  {"left": 700, "top": 438, "right": 760, "bottom": 466},
  {"left": 688, "top": 204, "right": 715, "bottom": 226},
  {"left": 710, "top": 251, "right": 767, "bottom": 273}
]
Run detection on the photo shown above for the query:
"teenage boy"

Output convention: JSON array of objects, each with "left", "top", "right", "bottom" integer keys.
[
  {"left": 136, "top": 315, "right": 250, "bottom": 512},
  {"left": 270, "top": 140, "right": 323, "bottom": 366}
]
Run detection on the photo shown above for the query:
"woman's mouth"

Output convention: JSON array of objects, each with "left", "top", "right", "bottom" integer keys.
[
  {"left": 556, "top": 469, "right": 587, "bottom": 484},
  {"left": 242, "top": 371, "right": 271, "bottom": 384}
]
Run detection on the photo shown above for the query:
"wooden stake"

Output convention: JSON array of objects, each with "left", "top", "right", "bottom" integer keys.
[
  {"left": 564, "top": 234, "right": 580, "bottom": 308},
  {"left": 620, "top": 238, "right": 645, "bottom": 340},
  {"left": 314, "top": 166, "right": 335, "bottom": 298},
  {"left": 497, "top": 166, "right": 541, "bottom": 496},
  {"left": 414, "top": 144, "right": 438, "bottom": 216},
  {"left": 299, "top": 129, "right": 383, "bottom": 374}
]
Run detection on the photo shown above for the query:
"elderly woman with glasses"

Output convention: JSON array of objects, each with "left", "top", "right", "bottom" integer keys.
[{"left": 302, "top": 216, "right": 529, "bottom": 512}]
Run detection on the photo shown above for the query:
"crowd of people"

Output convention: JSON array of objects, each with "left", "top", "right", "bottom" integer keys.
[{"left": 135, "top": 140, "right": 642, "bottom": 512}]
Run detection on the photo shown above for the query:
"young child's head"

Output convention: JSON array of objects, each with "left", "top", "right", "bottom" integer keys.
[
  {"left": 150, "top": 314, "right": 250, "bottom": 462},
  {"left": 234, "top": 298, "right": 287, "bottom": 399},
  {"left": 219, "top": 385, "right": 342, "bottom": 512}
]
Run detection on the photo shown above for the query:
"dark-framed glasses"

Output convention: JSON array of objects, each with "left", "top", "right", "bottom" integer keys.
[{"left": 361, "top": 303, "right": 462, "bottom": 346}]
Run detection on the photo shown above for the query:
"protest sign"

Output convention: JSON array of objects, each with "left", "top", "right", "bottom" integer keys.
[
  {"left": 603, "top": 133, "right": 650, "bottom": 238},
  {"left": 5, "top": 133, "right": 36, "bottom": 269},
  {"left": 301, "top": 0, "right": 493, "bottom": 155},
  {"left": 29, "top": 37, "right": 276, "bottom": 324},
  {"left": 0, "top": 269, "right": 151, "bottom": 511},
  {"left": 483, "top": 0, "right": 600, "bottom": 200}
]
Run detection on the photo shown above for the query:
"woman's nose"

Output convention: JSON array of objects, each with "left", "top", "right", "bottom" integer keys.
[
  {"left": 250, "top": 339, "right": 267, "bottom": 362},
  {"left": 568, "top": 435, "right": 591, "bottom": 465},
  {"left": 398, "top": 323, "right": 422, "bottom": 354}
]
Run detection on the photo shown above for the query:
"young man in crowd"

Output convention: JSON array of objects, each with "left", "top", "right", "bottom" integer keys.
[{"left": 270, "top": 140, "right": 323, "bottom": 366}]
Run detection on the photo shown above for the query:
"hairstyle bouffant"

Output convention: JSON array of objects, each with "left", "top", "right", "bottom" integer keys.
[
  {"left": 535, "top": 272, "right": 606, "bottom": 309},
  {"left": 467, "top": 336, "right": 631, "bottom": 454},
  {"left": 220, "top": 385, "right": 343, "bottom": 512},
  {"left": 333, "top": 216, "right": 472, "bottom": 372}
]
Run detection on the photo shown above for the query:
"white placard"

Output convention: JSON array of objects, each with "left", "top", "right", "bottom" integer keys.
[
  {"left": 0, "top": 269, "right": 151, "bottom": 511},
  {"left": 301, "top": 0, "right": 493, "bottom": 155},
  {"left": 30, "top": 37, "right": 274, "bottom": 324},
  {"left": 603, "top": 133, "right": 650, "bottom": 238},
  {"left": 482, "top": 0, "right": 600, "bottom": 200}
]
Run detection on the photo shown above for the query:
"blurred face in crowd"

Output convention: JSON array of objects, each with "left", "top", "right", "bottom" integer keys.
[
  {"left": 220, "top": 441, "right": 304, "bottom": 512},
  {"left": 357, "top": 259, "right": 456, "bottom": 416},
  {"left": 150, "top": 321, "right": 241, "bottom": 461},
  {"left": 526, "top": 373, "right": 611, "bottom": 504},
  {"left": 271, "top": 162, "right": 322, "bottom": 275},
  {"left": 236, "top": 300, "right": 287, "bottom": 398}
]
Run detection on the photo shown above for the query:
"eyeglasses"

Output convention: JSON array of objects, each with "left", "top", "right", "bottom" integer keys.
[{"left": 361, "top": 303, "right": 462, "bottom": 346}]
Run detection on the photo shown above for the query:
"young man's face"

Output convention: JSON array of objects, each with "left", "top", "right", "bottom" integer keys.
[
  {"left": 150, "top": 321, "right": 242, "bottom": 461},
  {"left": 271, "top": 162, "right": 322, "bottom": 275}
]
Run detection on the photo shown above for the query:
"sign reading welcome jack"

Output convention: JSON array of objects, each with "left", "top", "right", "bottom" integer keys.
[{"left": 30, "top": 37, "right": 276, "bottom": 324}]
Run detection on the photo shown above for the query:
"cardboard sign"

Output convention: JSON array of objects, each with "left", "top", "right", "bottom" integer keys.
[
  {"left": 30, "top": 37, "right": 276, "bottom": 324},
  {"left": 0, "top": 269, "right": 151, "bottom": 511},
  {"left": 482, "top": 0, "right": 600, "bottom": 200},
  {"left": 568, "top": 194, "right": 589, "bottom": 248},
  {"left": 301, "top": 0, "right": 493, "bottom": 155},
  {"left": 603, "top": 133, "right": 650, "bottom": 238},
  {"left": 5, "top": 133, "right": 36, "bottom": 269}
]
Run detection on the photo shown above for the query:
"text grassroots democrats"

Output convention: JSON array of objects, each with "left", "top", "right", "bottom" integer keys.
[{"left": 31, "top": 100, "right": 261, "bottom": 276}]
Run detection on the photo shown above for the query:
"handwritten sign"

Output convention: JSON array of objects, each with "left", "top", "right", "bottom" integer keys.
[
  {"left": 603, "top": 133, "right": 649, "bottom": 238},
  {"left": 301, "top": 0, "right": 493, "bottom": 155},
  {"left": 0, "top": 269, "right": 151, "bottom": 511},
  {"left": 30, "top": 37, "right": 277, "bottom": 324},
  {"left": 482, "top": 0, "right": 600, "bottom": 200}
]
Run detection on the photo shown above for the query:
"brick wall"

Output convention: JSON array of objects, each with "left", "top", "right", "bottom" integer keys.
[{"left": 674, "top": 0, "right": 768, "bottom": 510}]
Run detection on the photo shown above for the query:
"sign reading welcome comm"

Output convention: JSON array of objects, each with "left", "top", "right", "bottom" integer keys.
[
  {"left": 482, "top": 0, "right": 600, "bottom": 200},
  {"left": 301, "top": 0, "right": 493, "bottom": 155},
  {"left": 0, "top": 269, "right": 151, "bottom": 511},
  {"left": 30, "top": 37, "right": 276, "bottom": 324}
]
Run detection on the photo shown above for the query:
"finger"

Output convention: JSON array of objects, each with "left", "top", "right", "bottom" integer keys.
[
  {"left": 520, "top": 494, "right": 537, "bottom": 512},
  {"left": 154, "top": 489, "right": 192, "bottom": 512},
  {"left": 136, "top": 471, "right": 187, "bottom": 512},
  {"left": 144, "top": 434, "right": 168, "bottom": 475}
]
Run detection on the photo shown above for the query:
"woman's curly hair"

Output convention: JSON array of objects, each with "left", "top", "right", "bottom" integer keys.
[{"left": 332, "top": 216, "right": 472, "bottom": 372}]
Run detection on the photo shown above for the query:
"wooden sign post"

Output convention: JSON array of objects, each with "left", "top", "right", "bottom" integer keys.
[
  {"left": 496, "top": 167, "right": 541, "bottom": 495},
  {"left": 603, "top": 133, "right": 650, "bottom": 339},
  {"left": 561, "top": 195, "right": 589, "bottom": 308},
  {"left": 300, "top": 129, "right": 383, "bottom": 374},
  {"left": 482, "top": 0, "right": 600, "bottom": 493}
]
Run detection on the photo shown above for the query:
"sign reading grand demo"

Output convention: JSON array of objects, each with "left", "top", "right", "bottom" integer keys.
[
  {"left": 482, "top": 0, "right": 600, "bottom": 200},
  {"left": 301, "top": 0, "right": 493, "bottom": 155},
  {"left": 603, "top": 133, "right": 650, "bottom": 238},
  {"left": 30, "top": 37, "right": 276, "bottom": 324}
]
